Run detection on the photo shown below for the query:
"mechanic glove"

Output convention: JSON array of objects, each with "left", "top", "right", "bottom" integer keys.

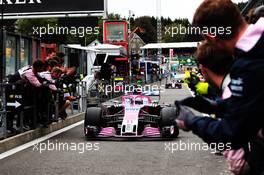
[
  {"left": 175, "top": 101, "right": 196, "bottom": 132},
  {"left": 180, "top": 96, "right": 218, "bottom": 114}
]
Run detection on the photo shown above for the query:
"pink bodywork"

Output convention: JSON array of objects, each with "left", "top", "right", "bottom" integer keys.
[
  {"left": 121, "top": 95, "right": 152, "bottom": 105},
  {"left": 98, "top": 95, "right": 161, "bottom": 137}
]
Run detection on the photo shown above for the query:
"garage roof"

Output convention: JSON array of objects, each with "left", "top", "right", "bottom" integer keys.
[{"left": 141, "top": 42, "right": 199, "bottom": 49}]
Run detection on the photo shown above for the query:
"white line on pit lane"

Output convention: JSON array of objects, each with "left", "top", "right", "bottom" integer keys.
[{"left": 0, "top": 120, "right": 84, "bottom": 160}]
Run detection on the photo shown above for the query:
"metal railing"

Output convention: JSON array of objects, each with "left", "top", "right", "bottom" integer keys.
[
  {"left": 0, "top": 78, "right": 88, "bottom": 140},
  {"left": 0, "top": 80, "right": 38, "bottom": 139},
  {"left": 76, "top": 81, "right": 87, "bottom": 112},
  {"left": 0, "top": 82, "right": 7, "bottom": 139}
]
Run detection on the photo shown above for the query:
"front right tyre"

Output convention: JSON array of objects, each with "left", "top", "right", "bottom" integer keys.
[
  {"left": 84, "top": 107, "right": 102, "bottom": 137},
  {"left": 160, "top": 107, "right": 179, "bottom": 138}
]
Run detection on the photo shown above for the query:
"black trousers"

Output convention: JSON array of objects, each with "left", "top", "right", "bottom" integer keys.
[{"left": 245, "top": 138, "right": 264, "bottom": 175}]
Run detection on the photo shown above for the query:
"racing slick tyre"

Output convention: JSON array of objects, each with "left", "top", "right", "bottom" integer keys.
[
  {"left": 160, "top": 107, "right": 178, "bottom": 127},
  {"left": 160, "top": 107, "right": 179, "bottom": 138},
  {"left": 176, "top": 84, "right": 182, "bottom": 89},
  {"left": 165, "top": 84, "right": 171, "bottom": 89},
  {"left": 85, "top": 107, "right": 102, "bottom": 127},
  {"left": 84, "top": 107, "right": 102, "bottom": 137}
]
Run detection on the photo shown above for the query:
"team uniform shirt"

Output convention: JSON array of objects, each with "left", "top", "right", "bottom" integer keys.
[
  {"left": 187, "top": 18, "right": 264, "bottom": 146},
  {"left": 20, "top": 67, "right": 42, "bottom": 87},
  {"left": 220, "top": 74, "right": 246, "bottom": 175},
  {"left": 38, "top": 71, "right": 57, "bottom": 91},
  {"left": 187, "top": 18, "right": 264, "bottom": 174}
]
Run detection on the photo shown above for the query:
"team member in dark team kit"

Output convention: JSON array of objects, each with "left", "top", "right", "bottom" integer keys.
[
  {"left": 181, "top": 41, "right": 251, "bottom": 174},
  {"left": 174, "top": 0, "right": 264, "bottom": 174}
]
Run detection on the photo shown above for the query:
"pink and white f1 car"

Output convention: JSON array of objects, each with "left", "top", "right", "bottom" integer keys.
[
  {"left": 165, "top": 79, "right": 183, "bottom": 89},
  {"left": 84, "top": 95, "right": 179, "bottom": 139}
]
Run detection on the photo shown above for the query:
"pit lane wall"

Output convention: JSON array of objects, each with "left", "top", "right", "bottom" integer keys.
[{"left": 0, "top": 112, "right": 85, "bottom": 154}]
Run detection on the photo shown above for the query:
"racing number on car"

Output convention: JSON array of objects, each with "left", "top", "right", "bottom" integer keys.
[
  {"left": 125, "top": 120, "right": 134, "bottom": 132},
  {"left": 126, "top": 124, "right": 133, "bottom": 132}
]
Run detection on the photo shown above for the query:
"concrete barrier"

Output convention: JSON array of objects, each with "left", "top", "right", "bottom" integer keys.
[{"left": 0, "top": 112, "right": 85, "bottom": 153}]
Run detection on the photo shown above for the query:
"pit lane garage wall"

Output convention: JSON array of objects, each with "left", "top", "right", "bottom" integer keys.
[{"left": 0, "top": 32, "right": 41, "bottom": 82}]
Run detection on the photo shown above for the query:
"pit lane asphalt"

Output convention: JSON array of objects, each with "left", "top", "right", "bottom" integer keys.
[{"left": 0, "top": 85, "right": 231, "bottom": 175}]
